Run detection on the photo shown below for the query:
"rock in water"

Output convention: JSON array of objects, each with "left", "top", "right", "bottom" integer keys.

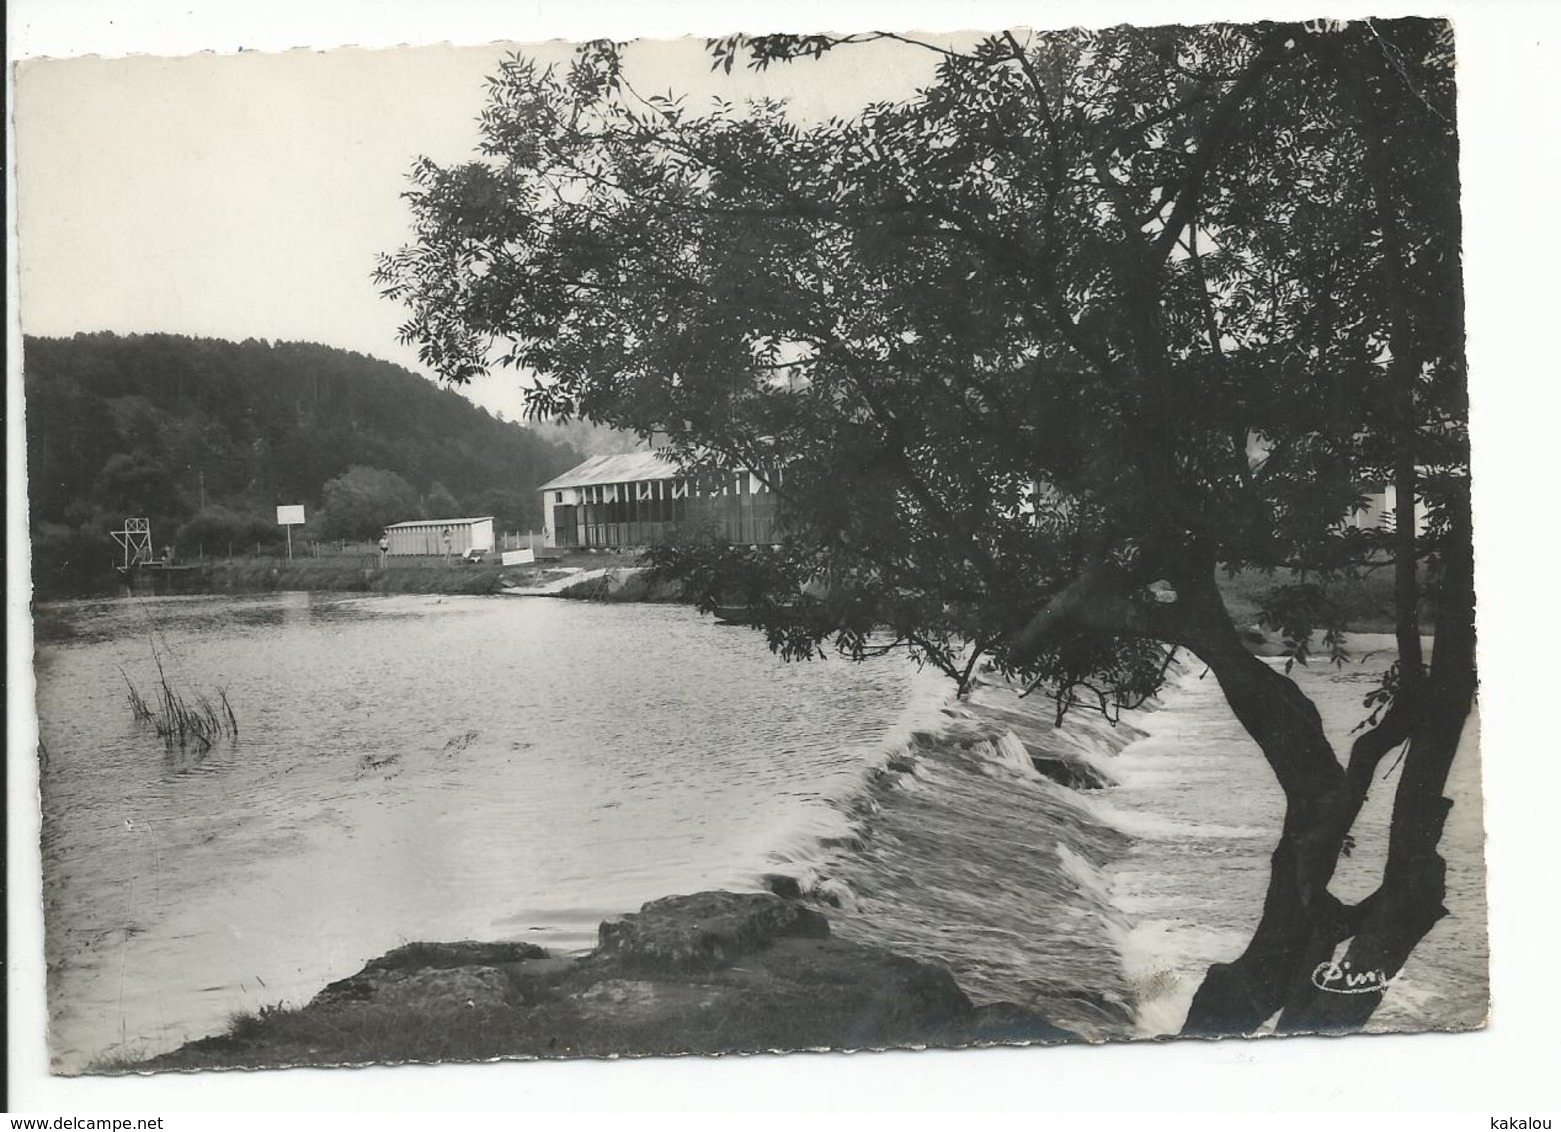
[
  {"left": 135, "top": 892, "right": 1077, "bottom": 1070},
  {"left": 597, "top": 891, "right": 830, "bottom": 971},
  {"left": 761, "top": 873, "right": 804, "bottom": 900},
  {"left": 311, "top": 939, "right": 546, "bottom": 1006},
  {"left": 359, "top": 966, "right": 513, "bottom": 1011},
  {"left": 356, "top": 939, "right": 547, "bottom": 972}
]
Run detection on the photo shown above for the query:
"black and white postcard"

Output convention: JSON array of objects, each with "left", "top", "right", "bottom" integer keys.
[{"left": 6, "top": 0, "right": 1554, "bottom": 1118}]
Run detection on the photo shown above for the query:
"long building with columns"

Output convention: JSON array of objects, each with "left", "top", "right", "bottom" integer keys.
[{"left": 537, "top": 452, "right": 781, "bottom": 550}]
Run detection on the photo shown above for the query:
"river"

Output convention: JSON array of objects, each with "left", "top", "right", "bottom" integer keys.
[
  {"left": 30, "top": 592, "right": 1486, "bottom": 1072},
  {"left": 33, "top": 592, "right": 947, "bottom": 1072}
]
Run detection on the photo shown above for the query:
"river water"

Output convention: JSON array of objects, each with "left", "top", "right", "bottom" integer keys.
[
  {"left": 30, "top": 593, "right": 1486, "bottom": 1072},
  {"left": 33, "top": 592, "right": 947, "bottom": 1072}
]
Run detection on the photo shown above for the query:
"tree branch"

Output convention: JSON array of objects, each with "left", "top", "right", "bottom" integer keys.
[{"left": 1152, "top": 27, "right": 1300, "bottom": 262}]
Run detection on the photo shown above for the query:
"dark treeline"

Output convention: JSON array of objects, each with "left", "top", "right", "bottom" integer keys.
[{"left": 24, "top": 332, "right": 581, "bottom": 596}]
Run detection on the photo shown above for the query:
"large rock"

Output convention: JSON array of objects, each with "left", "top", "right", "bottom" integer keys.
[
  {"left": 741, "top": 935, "right": 975, "bottom": 1044},
  {"left": 1027, "top": 752, "right": 1114, "bottom": 791},
  {"left": 311, "top": 939, "right": 546, "bottom": 1007},
  {"left": 557, "top": 932, "right": 976, "bottom": 1052},
  {"left": 970, "top": 703, "right": 1119, "bottom": 790},
  {"left": 597, "top": 891, "right": 830, "bottom": 972},
  {"left": 361, "top": 940, "right": 547, "bottom": 972},
  {"left": 568, "top": 978, "right": 725, "bottom": 1024},
  {"left": 139, "top": 891, "right": 1076, "bottom": 1071},
  {"left": 356, "top": 966, "right": 513, "bottom": 1011},
  {"left": 968, "top": 1001, "right": 1079, "bottom": 1043}
]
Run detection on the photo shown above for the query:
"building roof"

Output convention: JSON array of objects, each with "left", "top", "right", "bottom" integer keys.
[
  {"left": 538, "top": 451, "right": 682, "bottom": 492},
  {"left": 384, "top": 516, "right": 494, "bottom": 530}
]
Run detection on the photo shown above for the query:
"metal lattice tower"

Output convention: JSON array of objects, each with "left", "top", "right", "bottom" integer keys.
[{"left": 110, "top": 517, "right": 154, "bottom": 571}]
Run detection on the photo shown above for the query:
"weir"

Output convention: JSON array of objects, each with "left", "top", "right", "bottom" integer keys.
[{"left": 762, "top": 677, "right": 1147, "bottom": 1039}]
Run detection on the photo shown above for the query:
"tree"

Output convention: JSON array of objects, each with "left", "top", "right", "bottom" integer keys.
[
  {"left": 174, "top": 505, "right": 278, "bottom": 556},
  {"left": 319, "top": 465, "right": 423, "bottom": 540},
  {"left": 377, "top": 19, "right": 1472, "bottom": 1036},
  {"left": 22, "top": 334, "right": 586, "bottom": 565},
  {"left": 468, "top": 485, "right": 538, "bottom": 533},
  {"left": 424, "top": 480, "right": 464, "bottom": 519},
  {"left": 30, "top": 518, "right": 119, "bottom": 599}
]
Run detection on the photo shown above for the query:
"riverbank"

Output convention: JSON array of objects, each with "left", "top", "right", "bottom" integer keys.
[
  {"left": 542, "top": 561, "right": 1412, "bottom": 638},
  {"left": 43, "top": 548, "right": 1408, "bottom": 635},
  {"left": 59, "top": 551, "right": 648, "bottom": 600},
  {"left": 549, "top": 566, "right": 682, "bottom": 602},
  {"left": 205, "top": 558, "right": 520, "bottom": 596},
  {"left": 113, "top": 891, "right": 1074, "bottom": 1072}
]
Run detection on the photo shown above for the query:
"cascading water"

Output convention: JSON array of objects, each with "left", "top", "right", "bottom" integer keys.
[{"left": 764, "top": 645, "right": 1486, "bottom": 1040}]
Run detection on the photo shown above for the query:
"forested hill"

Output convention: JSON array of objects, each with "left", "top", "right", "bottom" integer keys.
[{"left": 24, "top": 333, "right": 583, "bottom": 591}]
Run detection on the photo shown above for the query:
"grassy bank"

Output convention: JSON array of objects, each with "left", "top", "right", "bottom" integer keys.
[
  {"left": 81, "top": 550, "right": 646, "bottom": 599},
  {"left": 1216, "top": 564, "right": 1418, "bottom": 636},
  {"left": 54, "top": 549, "right": 1414, "bottom": 640},
  {"left": 204, "top": 557, "right": 518, "bottom": 596}
]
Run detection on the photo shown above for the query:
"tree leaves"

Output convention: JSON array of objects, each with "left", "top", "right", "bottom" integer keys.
[{"left": 379, "top": 20, "right": 1467, "bottom": 718}]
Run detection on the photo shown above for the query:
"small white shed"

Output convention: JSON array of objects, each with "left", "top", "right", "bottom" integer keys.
[{"left": 383, "top": 516, "right": 495, "bottom": 556}]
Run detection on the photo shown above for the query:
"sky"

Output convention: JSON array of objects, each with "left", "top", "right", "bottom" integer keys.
[
  {"left": 13, "top": 32, "right": 948, "bottom": 421},
  {"left": 9, "top": 0, "right": 1561, "bottom": 1119}
]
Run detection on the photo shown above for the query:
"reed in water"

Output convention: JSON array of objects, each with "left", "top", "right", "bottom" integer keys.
[{"left": 121, "top": 651, "right": 238, "bottom": 751}]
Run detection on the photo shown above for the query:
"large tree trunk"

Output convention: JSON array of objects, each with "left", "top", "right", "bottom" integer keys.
[
  {"left": 1274, "top": 493, "right": 1476, "bottom": 1032},
  {"left": 1177, "top": 493, "right": 1475, "bottom": 1035},
  {"left": 1174, "top": 568, "right": 1362, "bottom": 1035}
]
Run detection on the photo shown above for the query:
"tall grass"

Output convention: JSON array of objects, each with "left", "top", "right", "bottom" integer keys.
[{"left": 121, "top": 651, "right": 238, "bottom": 751}]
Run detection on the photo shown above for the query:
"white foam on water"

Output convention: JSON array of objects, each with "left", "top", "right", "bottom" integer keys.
[
  {"left": 761, "top": 691, "right": 1144, "bottom": 1038},
  {"left": 811, "top": 878, "right": 860, "bottom": 912},
  {"left": 1085, "top": 637, "right": 1487, "bottom": 1040},
  {"left": 1065, "top": 741, "right": 1126, "bottom": 785},
  {"left": 756, "top": 658, "right": 955, "bottom": 898},
  {"left": 1070, "top": 793, "right": 1270, "bottom": 840},
  {"left": 1055, "top": 842, "right": 1117, "bottom": 909},
  {"left": 1112, "top": 917, "right": 1252, "bottom": 1037},
  {"left": 990, "top": 730, "right": 1043, "bottom": 779}
]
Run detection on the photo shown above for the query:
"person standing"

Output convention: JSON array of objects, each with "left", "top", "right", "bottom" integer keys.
[
  {"left": 378, "top": 532, "right": 389, "bottom": 568},
  {"left": 441, "top": 526, "right": 453, "bottom": 564}
]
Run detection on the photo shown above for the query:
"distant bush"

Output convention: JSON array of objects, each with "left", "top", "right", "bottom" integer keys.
[
  {"left": 320, "top": 466, "right": 423, "bottom": 540},
  {"left": 175, "top": 506, "right": 279, "bottom": 556},
  {"left": 29, "top": 519, "right": 119, "bottom": 598}
]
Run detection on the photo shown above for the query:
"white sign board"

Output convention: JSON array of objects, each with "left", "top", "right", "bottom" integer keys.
[
  {"left": 276, "top": 505, "right": 306, "bottom": 526},
  {"left": 502, "top": 549, "right": 535, "bottom": 566}
]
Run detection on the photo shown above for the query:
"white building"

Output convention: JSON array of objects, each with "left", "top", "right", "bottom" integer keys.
[
  {"left": 1347, "top": 485, "right": 1430, "bottom": 534},
  {"left": 383, "top": 516, "right": 495, "bottom": 556},
  {"left": 538, "top": 452, "right": 780, "bottom": 549}
]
